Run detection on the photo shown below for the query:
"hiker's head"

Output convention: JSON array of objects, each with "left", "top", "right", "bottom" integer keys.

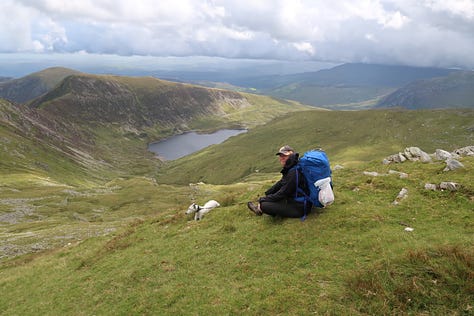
[{"left": 276, "top": 145, "right": 294, "bottom": 166}]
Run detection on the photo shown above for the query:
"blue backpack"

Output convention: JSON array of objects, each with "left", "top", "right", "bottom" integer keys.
[{"left": 294, "top": 149, "right": 334, "bottom": 219}]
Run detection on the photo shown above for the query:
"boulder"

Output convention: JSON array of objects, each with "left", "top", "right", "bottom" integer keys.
[
  {"left": 403, "top": 147, "right": 432, "bottom": 162},
  {"left": 393, "top": 188, "right": 408, "bottom": 205},
  {"left": 444, "top": 158, "right": 465, "bottom": 171},
  {"left": 383, "top": 152, "right": 407, "bottom": 164},
  {"left": 439, "top": 182, "right": 460, "bottom": 191},
  {"left": 435, "top": 149, "right": 455, "bottom": 161},
  {"left": 453, "top": 146, "right": 474, "bottom": 157},
  {"left": 384, "top": 147, "right": 431, "bottom": 164}
]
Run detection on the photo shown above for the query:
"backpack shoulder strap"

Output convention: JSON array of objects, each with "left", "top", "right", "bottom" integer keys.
[{"left": 295, "top": 165, "right": 309, "bottom": 221}]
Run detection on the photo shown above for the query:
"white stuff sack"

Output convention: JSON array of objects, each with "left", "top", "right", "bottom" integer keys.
[{"left": 314, "top": 177, "right": 334, "bottom": 207}]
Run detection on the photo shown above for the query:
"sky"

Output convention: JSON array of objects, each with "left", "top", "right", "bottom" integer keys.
[{"left": 1, "top": 0, "right": 474, "bottom": 77}]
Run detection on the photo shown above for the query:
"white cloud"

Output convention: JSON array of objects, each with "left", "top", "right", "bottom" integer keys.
[
  {"left": 423, "top": 0, "right": 474, "bottom": 19},
  {"left": 0, "top": 0, "right": 473, "bottom": 68},
  {"left": 293, "top": 42, "right": 316, "bottom": 56}
]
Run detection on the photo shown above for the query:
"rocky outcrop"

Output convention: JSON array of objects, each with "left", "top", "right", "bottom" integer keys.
[
  {"left": 383, "top": 146, "right": 472, "bottom": 172},
  {"left": 383, "top": 147, "right": 432, "bottom": 164},
  {"left": 452, "top": 146, "right": 474, "bottom": 157}
]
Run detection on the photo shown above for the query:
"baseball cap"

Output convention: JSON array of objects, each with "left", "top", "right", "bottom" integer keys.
[{"left": 276, "top": 145, "right": 294, "bottom": 156}]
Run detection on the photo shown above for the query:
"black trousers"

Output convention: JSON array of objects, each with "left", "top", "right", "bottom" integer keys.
[{"left": 260, "top": 199, "right": 309, "bottom": 218}]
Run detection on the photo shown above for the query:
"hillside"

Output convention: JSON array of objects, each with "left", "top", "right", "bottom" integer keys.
[
  {"left": 0, "top": 67, "right": 82, "bottom": 103},
  {"left": 156, "top": 109, "right": 474, "bottom": 184},
  {"left": 376, "top": 71, "right": 474, "bottom": 109},
  {"left": 0, "top": 97, "right": 113, "bottom": 185},
  {"left": 29, "top": 73, "right": 300, "bottom": 130},
  {"left": 0, "top": 72, "right": 309, "bottom": 185},
  {"left": 0, "top": 109, "right": 472, "bottom": 314}
]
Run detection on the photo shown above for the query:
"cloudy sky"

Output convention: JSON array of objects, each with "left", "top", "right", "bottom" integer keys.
[{"left": 1, "top": 0, "right": 474, "bottom": 75}]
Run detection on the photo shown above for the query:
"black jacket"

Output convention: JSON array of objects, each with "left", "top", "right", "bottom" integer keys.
[{"left": 258, "top": 153, "right": 307, "bottom": 203}]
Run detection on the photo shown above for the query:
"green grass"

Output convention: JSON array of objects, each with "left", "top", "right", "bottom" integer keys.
[
  {"left": 1, "top": 83, "right": 312, "bottom": 187},
  {"left": 0, "top": 155, "right": 472, "bottom": 315},
  {"left": 1, "top": 104, "right": 473, "bottom": 314},
  {"left": 157, "top": 109, "right": 474, "bottom": 184}
]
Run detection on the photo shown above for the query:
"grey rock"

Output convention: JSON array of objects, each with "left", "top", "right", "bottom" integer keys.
[
  {"left": 363, "top": 171, "right": 381, "bottom": 177},
  {"left": 384, "top": 147, "right": 431, "bottom": 164},
  {"left": 439, "top": 182, "right": 459, "bottom": 191},
  {"left": 424, "top": 183, "right": 438, "bottom": 190},
  {"left": 453, "top": 146, "right": 474, "bottom": 157},
  {"left": 393, "top": 188, "right": 408, "bottom": 205},
  {"left": 444, "top": 158, "right": 465, "bottom": 171},
  {"left": 435, "top": 149, "right": 454, "bottom": 161}
]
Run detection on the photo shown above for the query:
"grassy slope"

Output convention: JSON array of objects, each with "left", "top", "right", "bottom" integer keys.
[
  {"left": 0, "top": 107, "right": 473, "bottom": 314},
  {"left": 157, "top": 109, "right": 474, "bottom": 184},
  {"left": 0, "top": 99, "right": 99, "bottom": 187},
  {"left": 0, "top": 156, "right": 472, "bottom": 315}
]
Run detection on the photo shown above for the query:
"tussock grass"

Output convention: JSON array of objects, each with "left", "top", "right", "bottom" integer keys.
[{"left": 347, "top": 245, "right": 473, "bottom": 314}]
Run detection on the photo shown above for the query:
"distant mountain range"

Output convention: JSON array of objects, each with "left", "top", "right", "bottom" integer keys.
[
  {"left": 241, "top": 63, "right": 473, "bottom": 109},
  {"left": 1, "top": 63, "right": 472, "bottom": 109},
  {"left": 241, "top": 63, "right": 458, "bottom": 89},
  {"left": 159, "top": 63, "right": 473, "bottom": 109},
  {"left": 375, "top": 71, "right": 474, "bottom": 109}
]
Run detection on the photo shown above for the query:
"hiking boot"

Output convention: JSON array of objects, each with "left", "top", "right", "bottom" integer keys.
[{"left": 247, "top": 202, "right": 263, "bottom": 216}]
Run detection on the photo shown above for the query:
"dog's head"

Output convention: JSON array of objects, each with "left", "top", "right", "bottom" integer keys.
[{"left": 185, "top": 203, "right": 200, "bottom": 215}]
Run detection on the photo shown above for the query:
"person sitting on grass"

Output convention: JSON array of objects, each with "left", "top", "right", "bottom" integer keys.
[{"left": 247, "top": 145, "right": 311, "bottom": 218}]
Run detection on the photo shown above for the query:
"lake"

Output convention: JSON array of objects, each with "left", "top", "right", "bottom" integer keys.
[{"left": 148, "top": 129, "right": 247, "bottom": 160}]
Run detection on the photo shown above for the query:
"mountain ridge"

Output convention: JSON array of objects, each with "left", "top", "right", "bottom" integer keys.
[
  {"left": 170, "top": 63, "right": 466, "bottom": 109},
  {"left": 2, "top": 63, "right": 471, "bottom": 110},
  {"left": 0, "top": 71, "right": 310, "bottom": 184},
  {"left": 0, "top": 67, "right": 82, "bottom": 103},
  {"left": 252, "top": 63, "right": 458, "bottom": 89}
]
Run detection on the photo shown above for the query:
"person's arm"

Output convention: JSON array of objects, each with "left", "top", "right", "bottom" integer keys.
[
  {"left": 265, "top": 180, "right": 283, "bottom": 195},
  {"left": 259, "top": 169, "right": 297, "bottom": 203}
]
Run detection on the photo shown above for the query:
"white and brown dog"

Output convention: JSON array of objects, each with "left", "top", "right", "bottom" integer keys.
[{"left": 185, "top": 200, "right": 220, "bottom": 220}]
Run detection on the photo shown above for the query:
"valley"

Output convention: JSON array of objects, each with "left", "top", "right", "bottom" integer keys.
[{"left": 0, "top": 65, "right": 473, "bottom": 315}]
